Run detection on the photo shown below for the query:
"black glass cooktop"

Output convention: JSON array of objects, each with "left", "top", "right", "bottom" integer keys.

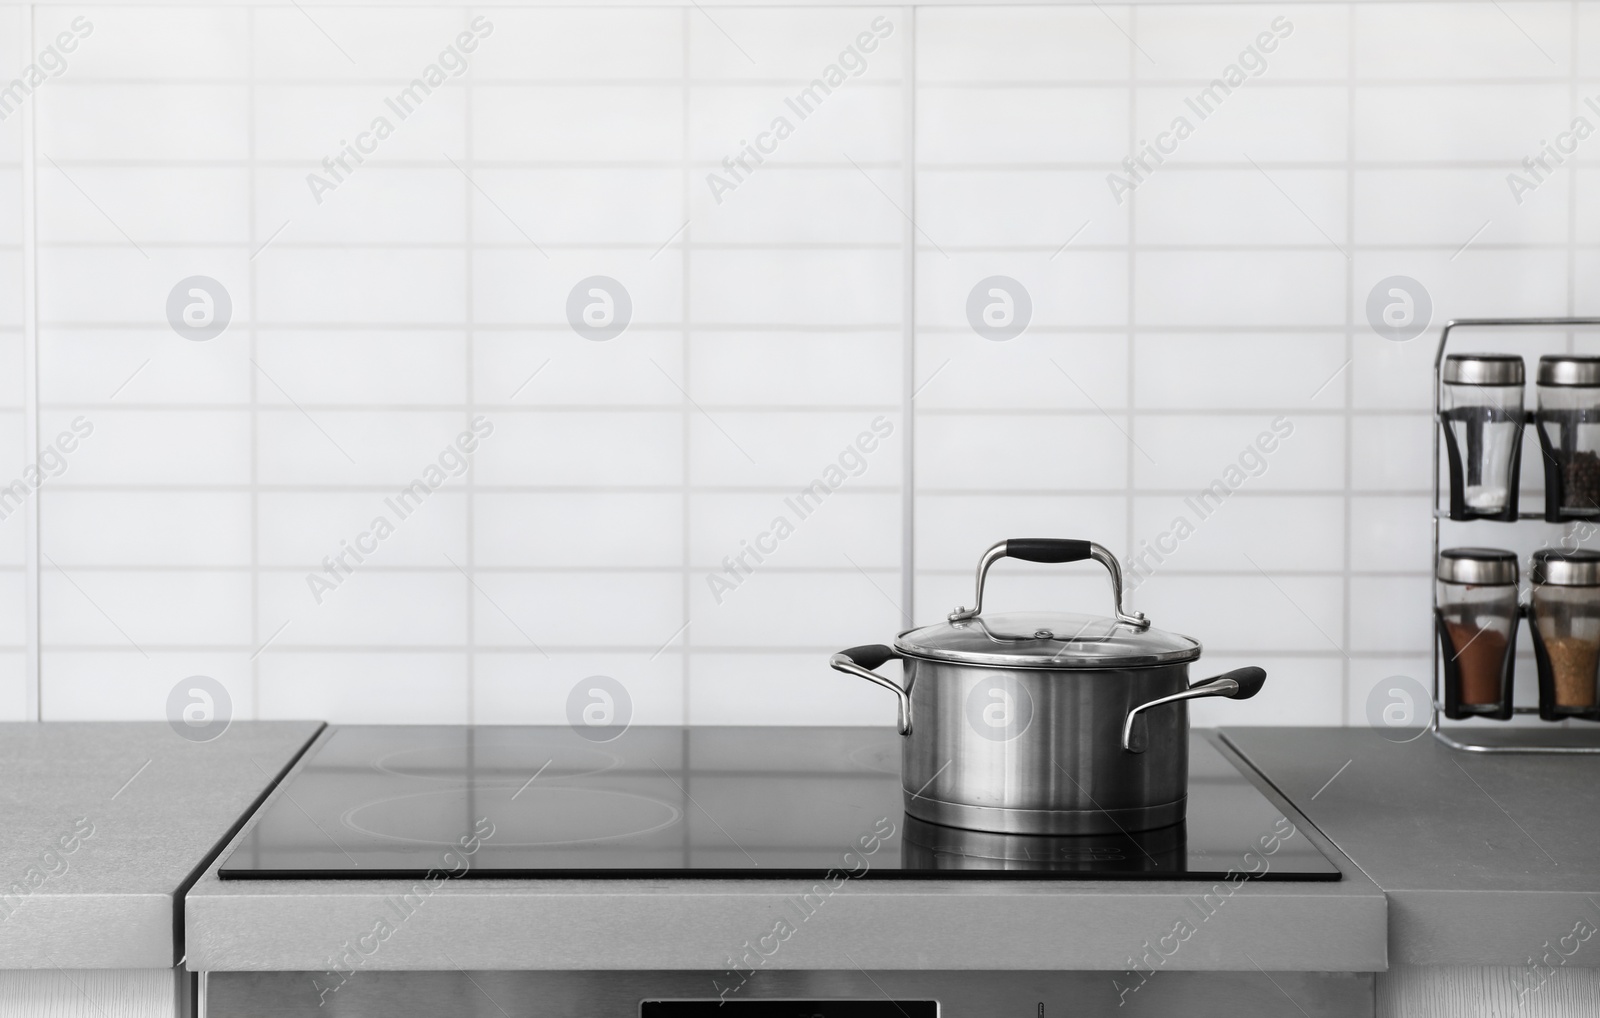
[{"left": 219, "top": 726, "right": 1339, "bottom": 881}]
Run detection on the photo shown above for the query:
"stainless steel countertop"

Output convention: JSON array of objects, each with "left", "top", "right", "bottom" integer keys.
[
  {"left": 1221, "top": 727, "right": 1600, "bottom": 966},
  {"left": 0, "top": 721, "right": 324, "bottom": 969},
  {"left": 184, "top": 729, "right": 1387, "bottom": 973}
]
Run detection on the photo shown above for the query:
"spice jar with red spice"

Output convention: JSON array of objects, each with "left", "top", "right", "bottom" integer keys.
[{"left": 1436, "top": 547, "right": 1519, "bottom": 720}]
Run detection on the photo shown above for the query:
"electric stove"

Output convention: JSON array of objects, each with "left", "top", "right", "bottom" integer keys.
[{"left": 219, "top": 726, "right": 1338, "bottom": 881}]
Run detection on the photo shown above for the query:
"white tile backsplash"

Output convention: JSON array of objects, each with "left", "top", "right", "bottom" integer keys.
[
  {"left": 9, "top": 2, "right": 1591, "bottom": 728},
  {"left": 39, "top": 167, "right": 252, "bottom": 246},
  {"left": 1353, "top": 84, "right": 1574, "bottom": 162},
  {"left": 1133, "top": 85, "right": 1350, "bottom": 164},
  {"left": 689, "top": 490, "right": 901, "bottom": 570},
  {"left": 917, "top": 252, "right": 1128, "bottom": 328},
  {"left": 1130, "top": 494, "right": 1346, "bottom": 572},
  {"left": 472, "top": 651, "right": 685, "bottom": 726},
  {"left": 1134, "top": 250, "right": 1348, "bottom": 326},
  {"left": 690, "top": 331, "right": 900, "bottom": 406},
  {"left": 1134, "top": 4, "right": 1350, "bottom": 80},
  {"left": 1188, "top": 656, "right": 1345, "bottom": 727},
  {"left": 918, "top": 7, "right": 1130, "bottom": 82},
  {"left": 471, "top": 250, "right": 683, "bottom": 326},
  {"left": 41, "top": 569, "right": 252, "bottom": 647},
  {"left": 475, "top": 330, "right": 686, "bottom": 406},
  {"left": 472, "top": 9, "right": 684, "bottom": 81},
  {"left": 913, "top": 332, "right": 1128, "bottom": 410},
  {"left": 1136, "top": 573, "right": 1345, "bottom": 654},
  {"left": 258, "top": 652, "right": 470, "bottom": 724},
  {"left": 917, "top": 85, "right": 1129, "bottom": 164},
  {"left": 1353, "top": 2, "right": 1572, "bottom": 79},
  {"left": 467, "top": 571, "right": 684, "bottom": 648},
  {"left": 690, "top": 7, "right": 905, "bottom": 80},
  {"left": 1135, "top": 168, "right": 1347, "bottom": 247},
  {"left": 258, "top": 569, "right": 467, "bottom": 646},
  {"left": 258, "top": 490, "right": 469, "bottom": 568},
  {"left": 477, "top": 85, "right": 682, "bottom": 162},
  {"left": 1354, "top": 169, "right": 1570, "bottom": 247},
  {"left": 1135, "top": 334, "right": 1347, "bottom": 409},
  {"left": 473, "top": 493, "right": 682, "bottom": 568},
  {"left": 916, "top": 170, "right": 1128, "bottom": 247},
  {"left": 1134, "top": 414, "right": 1344, "bottom": 492},
  {"left": 41, "top": 491, "right": 253, "bottom": 567},
  {"left": 687, "top": 652, "right": 891, "bottom": 726},
  {"left": 915, "top": 413, "right": 1130, "bottom": 491},
  {"left": 476, "top": 411, "right": 685, "bottom": 487},
  {"left": 37, "top": 84, "right": 250, "bottom": 161}
]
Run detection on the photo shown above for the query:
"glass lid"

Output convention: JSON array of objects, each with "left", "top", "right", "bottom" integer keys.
[
  {"left": 890, "top": 538, "right": 1202, "bottom": 669},
  {"left": 894, "top": 611, "right": 1201, "bottom": 669}
]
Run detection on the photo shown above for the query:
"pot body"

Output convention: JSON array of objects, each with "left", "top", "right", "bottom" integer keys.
[
  {"left": 899, "top": 656, "right": 1190, "bottom": 835},
  {"left": 899, "top": 815, "right": 1186, "bottom": 873}
]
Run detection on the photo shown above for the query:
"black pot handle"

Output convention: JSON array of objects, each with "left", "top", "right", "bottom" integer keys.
[
  {"left": 949, "top": 538, "right": 1148, "bottom": 630},
  {"left": 1005, "top": 538, "right": 1093, "bottom": 563},
  {"left": 829, "top": 645, "right": 911, "bottom": 736},
  {"left": 1122, "top": 667, "right": 1268, "bottom": 754}
]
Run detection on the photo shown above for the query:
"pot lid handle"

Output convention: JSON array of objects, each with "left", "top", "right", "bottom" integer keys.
[{"left": 947, "top": 539, "right": 1150, "bottom": 630}]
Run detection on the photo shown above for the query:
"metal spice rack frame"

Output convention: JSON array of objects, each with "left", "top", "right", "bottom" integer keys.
[{"left": 1432, "top": 318, "right": 1600, "bottom": 753}]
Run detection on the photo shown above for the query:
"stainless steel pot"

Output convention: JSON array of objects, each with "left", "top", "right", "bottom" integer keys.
[
  {"left": 900, "top": 814, "right": 1186, "bottom": 874},
  {"left": 830, "top": 538, "right": 1265, "bottom": 835}
]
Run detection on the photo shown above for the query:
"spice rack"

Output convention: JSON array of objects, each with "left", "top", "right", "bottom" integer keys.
[{"left": 1432, "top": 317, "right": 1600, "bottom": 753}]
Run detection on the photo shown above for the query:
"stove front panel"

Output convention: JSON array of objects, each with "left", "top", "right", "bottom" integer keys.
[{"left": 202, "top": 969, "right": 1377, "bottom": 1018}]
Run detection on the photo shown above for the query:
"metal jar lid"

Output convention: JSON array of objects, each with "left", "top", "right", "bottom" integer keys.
[
  {"left": 1532, "top": 549, "right": 1600, "bottom": 586},
  {"left": 893, "top": 611, "right": 1202, "bottom": 670},
  {"left": 1537, "top": 355, "right": 1600, "bottom": 387},
  {"left": 1437, "top": 547, "right": 1518, "bottom": 586},
  {"left": 1442, "top": 354, "right": 1525, "bottom": 386}
]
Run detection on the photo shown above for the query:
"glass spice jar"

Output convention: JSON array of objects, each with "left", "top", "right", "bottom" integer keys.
[
  {"left": 1530, "top": 549, "right": 1600, "bottom": 712},
  {"left": 1536, "top": 355, "right": 1600, "bottom": 517},
  {"left": 1436, "top": 548, "right": 1519, "bottom": 712},
  {"left": 1441, "top": 354, "right": 1525, "bottom": 518}
]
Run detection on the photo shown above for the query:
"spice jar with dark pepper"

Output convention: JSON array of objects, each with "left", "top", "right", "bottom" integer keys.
[
  {"left": 1536, "top": 355, "right": 1600, "bottom": 518},
  {"left": 1530, "top": 549, "right": 1600, "bottom": 716},
  {"left": 1436, "top": 548, "right": 1519, "bottom": 716}
]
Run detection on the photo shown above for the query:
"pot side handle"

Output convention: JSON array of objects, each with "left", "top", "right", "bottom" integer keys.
[
  {"left": 829, "top": 645, "right": 911, "bottom": 736},
  {"left": 1121, "top": 667, "right": 1267, "bottom": 754}
]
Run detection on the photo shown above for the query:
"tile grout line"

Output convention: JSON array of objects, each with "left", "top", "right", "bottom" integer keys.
[
  {"left": 465, "top": 4, "right": 477, "bottom": 726},
  {"left": 19, "top": 322, "right": 1534, "bottom": 334},
  {"left": 21, "top": 3, "right": 40, "bottom": 720},
  {"left": 25, "top": 75, "right": 1600, "bottom": 88},
  {"left": 1125, "top": 6, "right": 1137, "bottom": 599},
  {"left": 0, "top": 566, "right": 1437, "bottom": 577},
  {"left": 25, "top": 240, "right": 1600, "bottom": 254},
  {"left": 1341, "top": 0, "right": 1356, "bottom": 725},
  {"left": 681, "top": 6, "right": 692, "bottom": 725},
  {"left": 901, "top": 3, "right": 916, "bottom": 621},
  {"left": 32, "top": 157, "right": 1600, "bottom": 170},
  {"left": 1570, "top": 0, "right": 1579, "bottom": 344},
  {"left": 22, "top": 644, "right": 1415, "bottom": 658},
  {"left": 0, "top": 483, "right": 1449, "bottom": 495},
  {"left": 248, "top": 5, "right": 261, "bottom": 720},
  {"left": 3, "top": 406, "right": 1462, "bottom": 418}
]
